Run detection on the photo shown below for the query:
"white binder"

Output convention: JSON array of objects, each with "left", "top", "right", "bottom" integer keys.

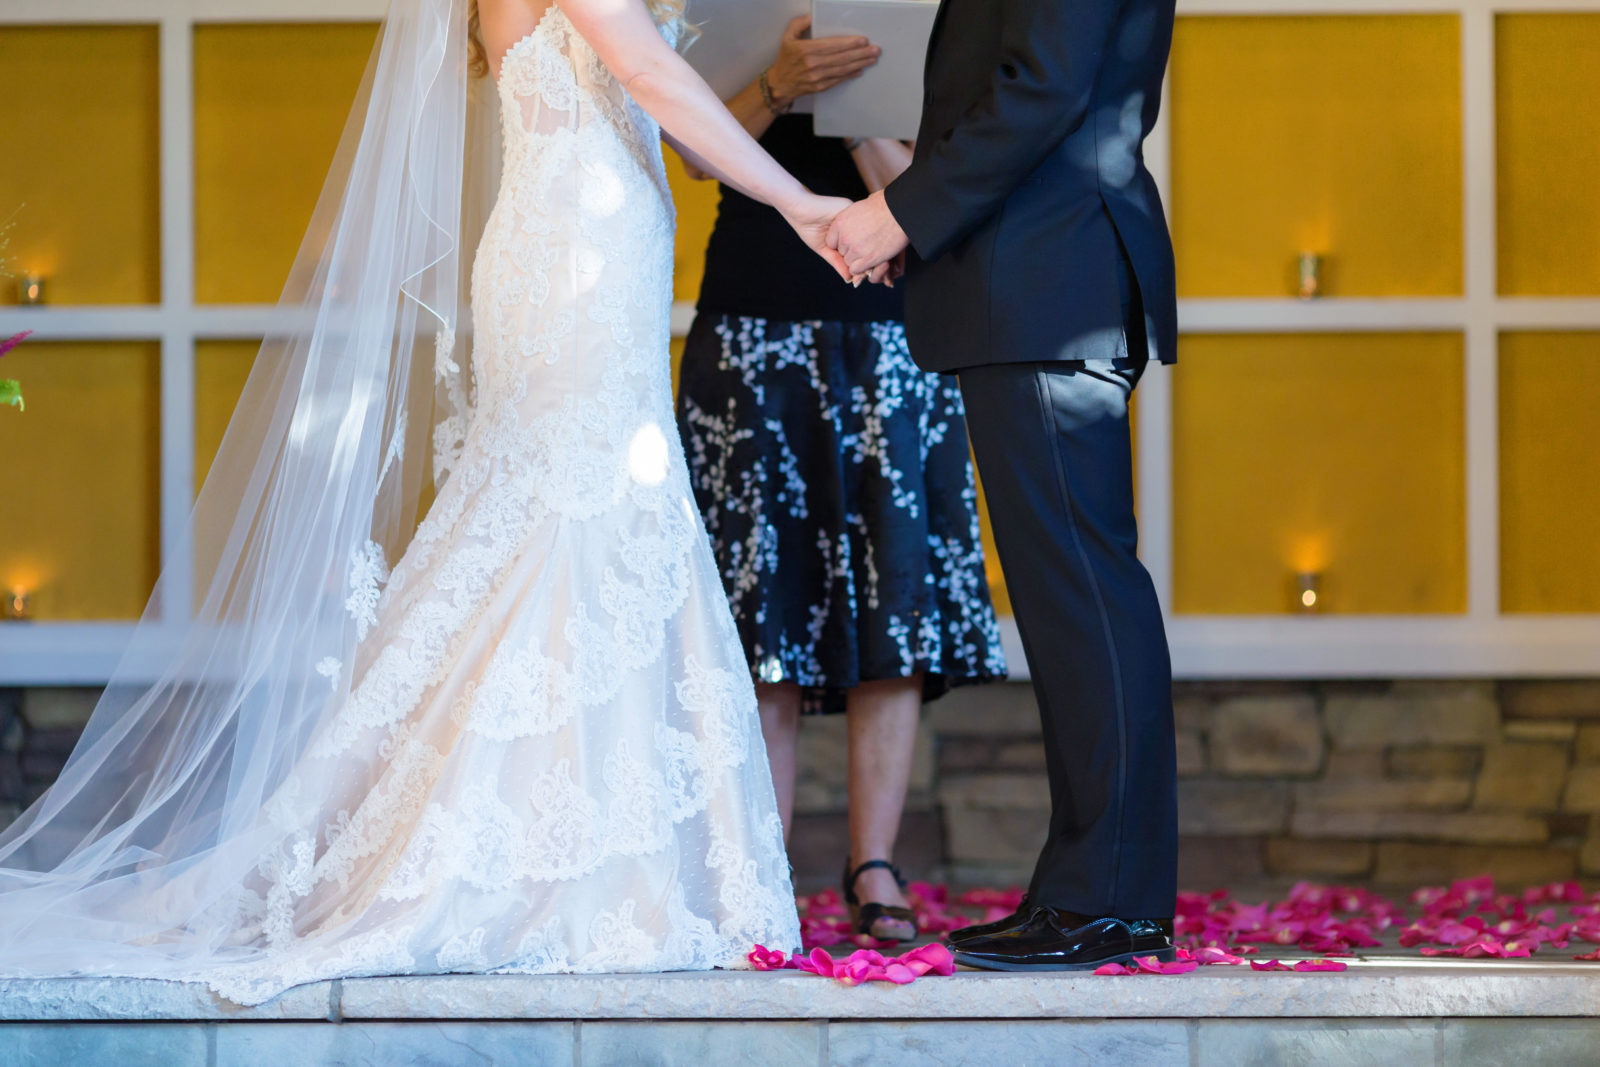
[
  {"left": 810, "top": 0, "right": 938, "bottom": 141},
  {"left": 682, "top": 0, "right": 816, "bottom": 114},
  {"left": 681, "top": 0, "right": 937, "bottom": 136}
]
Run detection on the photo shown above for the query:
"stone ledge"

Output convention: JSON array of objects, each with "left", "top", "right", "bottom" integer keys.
[
  {"left": 0, "top": 976, "right": 335, "bottom": 1021},
  {"left": 5, "top": 960, "right": 1600, "bottom": 1023}
]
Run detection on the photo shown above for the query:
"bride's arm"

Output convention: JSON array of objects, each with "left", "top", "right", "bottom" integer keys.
[{"left": 553, "top": 0, "right": 853, "bottom": 279}]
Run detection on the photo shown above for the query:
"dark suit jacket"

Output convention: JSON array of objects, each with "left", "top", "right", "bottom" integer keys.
[{"left": 883, "top": 0, "right": 1177, "bottom": 374}]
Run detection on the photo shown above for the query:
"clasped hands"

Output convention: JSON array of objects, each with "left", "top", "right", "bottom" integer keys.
[{"left": 827, "top": 190, "right": 909, "bottom": 287}]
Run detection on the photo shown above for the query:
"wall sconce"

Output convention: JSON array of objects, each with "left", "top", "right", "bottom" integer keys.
[
  {"left": 18, "top": 273, "right": 45, "bottom": 307},
  {"left": 2, "top": 587, "right": 32, "bottom": 621},
  {"left": 1295, "top": 571, "right": 1322, "bottom": 614},
  {"left": 1297, "top": 253, "right": 1322, "bottom": 300}
]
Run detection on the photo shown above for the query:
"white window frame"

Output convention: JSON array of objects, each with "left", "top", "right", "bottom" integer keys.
[{"left": 1, "top": 0, "right": 1596, "bottom": 684}]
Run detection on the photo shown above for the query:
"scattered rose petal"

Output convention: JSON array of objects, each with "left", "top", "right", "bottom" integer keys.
[
  {"left": 747, "top": 945, "right": 790, "bottom": 970},
  {"left": 1133, "top": 955, "right": 1198, "bottom": 975},
  {"left": 772, "top": 873, "right": 1600, "bottom": 988},
  {"left": 899, "top": 943, "right": 957, "bottom": 977}
]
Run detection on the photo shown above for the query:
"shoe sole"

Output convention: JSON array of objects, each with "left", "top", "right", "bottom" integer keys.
[{"left": 952, "top": 947, "right": 1176, "bottom": 972}]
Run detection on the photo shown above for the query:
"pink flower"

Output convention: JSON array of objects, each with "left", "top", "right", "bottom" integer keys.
[
  {"left": 780, "top": 942, "right": 956, "bottom": 986},
  {"left": 747, "top": 945, "right": 792, "bottom": 971},
  {"left": 1292, "top": 959, "right": 1348, "bottom": 972},
  {"left": 799, "top": 916, "right": 850, "bottom": 949},
  {"left": 1134, "top": 955, "right": 1198, "bottom": 975},
  {"left": 0, "top": 330, "right": 31, "bottom": 360},
  {"left": 773, "top": 872, "right": 1600, "bottom": 989},
  {"left": 898, "top": 942, "right": 956, "bottom": 978}
]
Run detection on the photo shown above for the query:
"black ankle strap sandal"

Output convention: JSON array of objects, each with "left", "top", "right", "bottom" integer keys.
[{"left": 842, "top": 857, "right": 919, "bottom": 943}]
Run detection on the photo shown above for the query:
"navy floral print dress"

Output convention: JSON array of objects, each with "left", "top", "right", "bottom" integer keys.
[{"left": 676, "top": 118, "right": 1006, "bottom": 713}]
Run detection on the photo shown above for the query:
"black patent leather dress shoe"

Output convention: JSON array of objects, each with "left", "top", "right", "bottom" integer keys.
[
  {"left": 952, "top": 905, "right": 1175, "bottom": 971},
  {"left": 946, "top": 895, "right": 1031, "bottom": 945}
]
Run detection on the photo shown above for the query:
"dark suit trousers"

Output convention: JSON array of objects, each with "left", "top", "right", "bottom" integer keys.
[{"left": 957, "top": 357, "right": 1178, "bottom": 918}]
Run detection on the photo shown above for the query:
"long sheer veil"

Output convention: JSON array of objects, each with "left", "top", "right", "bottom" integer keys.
[{"left": 0, "top": 0, "right": 497, "bottom": 979}]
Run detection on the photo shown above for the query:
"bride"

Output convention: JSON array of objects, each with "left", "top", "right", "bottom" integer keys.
[{"left": 0, "top": 0, "right": 856, "bottom": 1004}]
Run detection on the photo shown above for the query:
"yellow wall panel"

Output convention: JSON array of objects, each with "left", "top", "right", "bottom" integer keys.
[
  {"left": 1171, "top": 16, "right": 1462, "bottom": 297},
  {"left": 666, "top": 149, "right": 721, "bottom": 305},
  {"left": 1497, "top": 15, "right": 1600, "bottom": 296},
  {"left": 972, "top": 469, "right": 1011, "bottom": 616},
  {"left": 1172, "top": 334, "right": 1465, "bottom": 614},
  {"left": 194, "top": 23, "right": 377, "bottom": 304},
  {"left": 0, "top": 343, "right": 161, "bottom": 619},
  {"left": 0, "top": 26, "right": 159, "bottom": 305},
  {"left": 194, "top": 340, "right": 260, "bottom": 489},
  {"left": 1500, "top": 332, "right": 1600, "bottom": 612}
]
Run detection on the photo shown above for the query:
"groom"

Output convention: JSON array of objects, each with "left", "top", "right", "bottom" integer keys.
[{"left": 829, "top": 0, "right": 1179, "bottom": 969}]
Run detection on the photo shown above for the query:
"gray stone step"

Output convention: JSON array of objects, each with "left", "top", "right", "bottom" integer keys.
[{"left": 2, "top": 961, "right": 1600, "bottom": 1065}]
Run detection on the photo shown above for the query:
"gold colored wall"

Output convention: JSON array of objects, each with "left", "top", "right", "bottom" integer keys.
[
  {"left": 1496, "top": 14, "right": 1600, "bottom": 296},
  {"left": 665, "top": 152, "right": 720, "bottom": 307},
  {"left": 0, "top": 343, "right": 161, "bottom": 618},
  {"left": 0, "top": 27, "right": 160, "bottom": 304},
  {"left": 1499, "top": 332, "right": 1600, "bottom": 612},
  {"left": 194, "top": 339, "right": 260, "bottom": 487},
  {"left": 1172, "top": 334, "right": 1466, "bottom": 614},
  {"left": 194, "top": 24, "right": 378, "bottom": 304},
  {"left": 1171, "top": 15, "right": 1462, "bottom": 298}
]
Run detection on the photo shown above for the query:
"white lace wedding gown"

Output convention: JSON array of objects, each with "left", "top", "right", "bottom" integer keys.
[{"left": 188, "top": 10, "right": 800, "bottom": 1003}]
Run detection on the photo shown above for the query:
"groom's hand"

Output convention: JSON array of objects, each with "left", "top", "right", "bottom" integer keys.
[
  {"left": 866, "top": 250, "right": 905, "bottom": 287},
  {"left": 827, "top": 190, "right": 909, "bottom": 278}
]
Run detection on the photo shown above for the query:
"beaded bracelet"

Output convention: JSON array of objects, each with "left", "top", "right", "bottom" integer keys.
[{"left": 759, "top": 69, "right": 792, "bottom": 115}]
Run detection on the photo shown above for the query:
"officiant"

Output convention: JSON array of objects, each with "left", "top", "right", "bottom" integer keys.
[{"left": 674, "top": 15, "right": 1007, "bottom": 943}]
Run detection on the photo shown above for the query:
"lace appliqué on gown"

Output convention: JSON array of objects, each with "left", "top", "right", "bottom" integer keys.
[{"left": 194, "top": 11, "right": 799, "bottom": 1004}]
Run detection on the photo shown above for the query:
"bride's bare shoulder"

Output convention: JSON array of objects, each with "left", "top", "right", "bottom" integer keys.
[{"left": 476, "top": 0, "right": 553, "bottom": 71}]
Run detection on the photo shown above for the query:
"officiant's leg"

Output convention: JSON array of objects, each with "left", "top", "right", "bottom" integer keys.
[
  {"left": 758, "top": 683, "right": 802, "bottom": 842},
  {"left": 957, "top": 358, "right": 1177, "bottom": 919}
]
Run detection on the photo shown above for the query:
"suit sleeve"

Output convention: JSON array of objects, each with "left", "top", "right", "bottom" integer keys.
[{"left": 884, "top": 0, "right": 1122, "bottom": 261}]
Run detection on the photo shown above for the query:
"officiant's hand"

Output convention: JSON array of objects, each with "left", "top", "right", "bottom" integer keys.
[
  {"left": 827, "top": 190, "right": 910, "bottom": 279},
  {"left": 784, "top": 194, "right": 859, "bottom": 284},
  {"left": 765, "top": 17, "right": 881, "bottom": 110}
]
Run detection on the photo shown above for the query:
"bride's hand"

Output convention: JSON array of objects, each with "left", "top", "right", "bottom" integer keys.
[{"left": 784, "top": 194, "right": 857, "bottom": 284}]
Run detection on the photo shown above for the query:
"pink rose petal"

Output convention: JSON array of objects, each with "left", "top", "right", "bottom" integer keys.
[
  {"left": 771, "top": 872, "right": 1600, "bottom": 988},
  {"left": 747, "top": 945, "right": 790, "bottom": 970},
  {"left": 883, "top": 963, "right": 916, "bottom": 984},
  {"left": 1094, "top": 962, "right": 1134, "bottom": 975},
  {"left": 0, "top": 331, "right": 32, "bottom": 360}
]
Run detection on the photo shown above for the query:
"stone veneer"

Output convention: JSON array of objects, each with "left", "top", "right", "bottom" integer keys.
[{"left": 6, "top": 680, "right": 1600, "bottom": 892}]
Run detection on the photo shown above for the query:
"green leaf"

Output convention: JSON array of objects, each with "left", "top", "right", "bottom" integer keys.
[{"left": 0, "top": 378, "right": 23, "bottom": 412}]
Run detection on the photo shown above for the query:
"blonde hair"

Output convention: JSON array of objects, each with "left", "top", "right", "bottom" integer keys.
[{"left": 467, "top": 0, "right": 691, "bottom": 79}]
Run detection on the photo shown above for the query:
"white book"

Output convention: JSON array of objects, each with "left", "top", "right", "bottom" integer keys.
[{"left": 810, "top": 0, "right": 938, "bottom": 141}]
